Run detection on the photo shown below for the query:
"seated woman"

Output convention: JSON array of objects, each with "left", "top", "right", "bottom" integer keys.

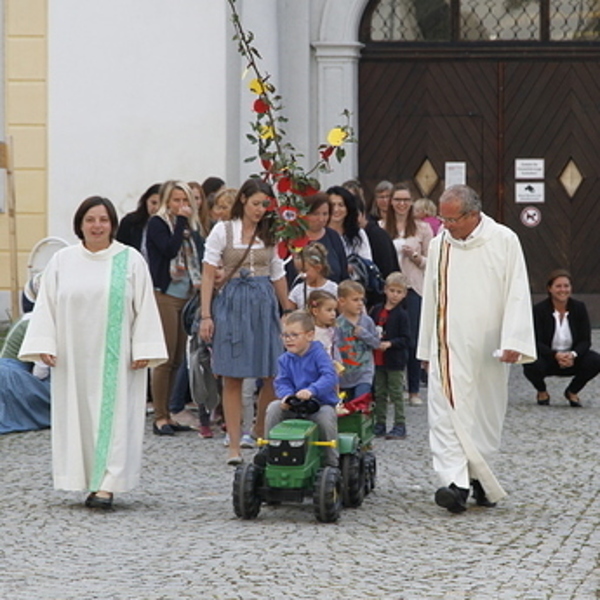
[
  {"left": 1, "top": 283, "right": 51, "bottom": 435},
  {"left": 523, "top": 269, "right": 600, "bottom": 407}
]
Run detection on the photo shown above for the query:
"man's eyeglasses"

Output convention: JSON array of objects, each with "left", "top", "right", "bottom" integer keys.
[{"left": 439, "top": 212, "right": 471, "bottom": 224}]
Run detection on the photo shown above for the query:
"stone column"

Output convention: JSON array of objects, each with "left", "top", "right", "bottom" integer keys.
[{"left": 312, "top": 41, "right": 363, "bottom": 189}]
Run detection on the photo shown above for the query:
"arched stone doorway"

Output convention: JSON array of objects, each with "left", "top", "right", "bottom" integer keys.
[{"left": 358, "top": 0, "right": 600, "bottom": 319}]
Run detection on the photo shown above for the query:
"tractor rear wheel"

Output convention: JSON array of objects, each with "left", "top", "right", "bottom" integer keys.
[
  {"left": 340, "top": 453, "right": 365, "bottom": 508},
  {"left": 232, "top": 463, "right": 262, "bottom": 519},
  {"left": 313, "top": 466, "right": 342, "bottom": 523},
  {"left": 363, "top": 452, "right": 376, "bottom": 494}
]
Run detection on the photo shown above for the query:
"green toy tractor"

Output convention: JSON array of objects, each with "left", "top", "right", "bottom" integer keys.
[{"left": 232, "top": 393, "right": 376, "bottom": 523}]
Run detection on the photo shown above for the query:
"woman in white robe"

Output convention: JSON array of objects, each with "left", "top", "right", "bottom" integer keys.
[{"left": 19, "top": 197, "right": 167, "bottom": 509}]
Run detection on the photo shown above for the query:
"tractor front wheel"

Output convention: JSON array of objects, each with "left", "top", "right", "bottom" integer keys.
[
  {"left": 232, "top": 463, "right": 262, "bottom": 519},
  {"left": 313, "top": 466, "right": 342, "bottom": 523}
]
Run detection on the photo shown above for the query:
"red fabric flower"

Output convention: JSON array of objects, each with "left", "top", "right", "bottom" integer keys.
[
  {"left": 289, "top": 235, "right": 310, "bottom": 250},
  {"left": 277, "top": 240, "right": 290, "bottom": 259},
  {"left": 253, "top": 98, "right": 270, "bottom": 114},
  {"left": 320, "top": 146, "right": 334, "bottom": 160},
  {"left": 293, "top": 183, "right": 320, "bottom": 197},
  {"left": 277, "top": 177, "right": 292, "bottom": 193}
]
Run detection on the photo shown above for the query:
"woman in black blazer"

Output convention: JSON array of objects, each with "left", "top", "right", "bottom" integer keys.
[{"left": 523, "top": 269, "right": 600, "bottom": 407}]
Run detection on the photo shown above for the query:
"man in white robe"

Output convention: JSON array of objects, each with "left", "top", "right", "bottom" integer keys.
[
  {"left": 417, "top": 185, "right": 536, "bottom": 513},
  {"left": 19, "top": 240, "right": 167, "bottom": 502}
]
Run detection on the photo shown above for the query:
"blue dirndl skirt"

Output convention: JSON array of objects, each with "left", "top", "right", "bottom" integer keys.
[{"left": 211, "top": 272, "right": 283, "bottom": 378}]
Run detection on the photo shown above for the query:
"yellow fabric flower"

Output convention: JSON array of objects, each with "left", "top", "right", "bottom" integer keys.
[
  {"left": 327, "top": 127, "right": 348, "bottom": 147},
  {"left": 260, "top": 125, "right": 275, "bottom": 139},
  {"left": 249, "top": 78, "right": 267, "bottom": 94}
]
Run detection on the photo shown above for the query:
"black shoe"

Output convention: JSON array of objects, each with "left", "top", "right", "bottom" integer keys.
[
  {"left": 471, "top": 479, "right": 496, "bottom": 507},
  {"left": 153, "top": 422, "right": 175, "bottom": 436},
  {"left": 536, "top": 392, "right": 550, "bottom": 406},
  {"left": 564, "top": 389, "right": 582, "bottom": 408},
  {"left": 434, "top": 483, "right": 468, "bottom": 513},
  {"left": 85, "top": 492, "right": 113, "bottom": 510},
  {"left": 169, "top": 423, "right": 192, "bottom": 432}
]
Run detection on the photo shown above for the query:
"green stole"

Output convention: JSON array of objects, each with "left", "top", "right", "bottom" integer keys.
[{"left": 90, "top": 248, "right": 129, "bottom": 492}]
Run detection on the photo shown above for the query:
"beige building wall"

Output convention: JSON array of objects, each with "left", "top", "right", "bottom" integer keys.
[{"left": 0, "top": 0, "right": 47, "bottom": 312}]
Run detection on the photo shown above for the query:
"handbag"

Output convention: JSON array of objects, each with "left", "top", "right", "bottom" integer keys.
[{"left": 347, "top": 254, "right": 385, "bottom": 295}]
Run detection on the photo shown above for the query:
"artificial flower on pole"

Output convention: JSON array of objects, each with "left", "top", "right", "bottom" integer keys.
[{"left": 228, "top": 0, "right": 355, "bottom": 256}]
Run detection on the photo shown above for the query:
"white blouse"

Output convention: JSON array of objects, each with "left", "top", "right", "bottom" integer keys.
[
  {"left": 551, "top": 310, "right": 573, "bottom": 351},
  {"left": 288, "top": 279, "right": 338, "bottom": 309},
  {"left": 340, "top": 228, "right": 373, "bottom": 261},
  {"left": 203, "top": 220, "right": 286, "bottom": 281}
]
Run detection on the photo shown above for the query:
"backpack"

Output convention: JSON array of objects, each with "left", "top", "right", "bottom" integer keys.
[{"left": 347, "top": 254, "right": 385, "bottom": 295}]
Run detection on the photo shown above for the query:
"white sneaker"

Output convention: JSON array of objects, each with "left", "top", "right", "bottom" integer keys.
[
  {"left": 241, "top": 433, "right": 255, "bottom": 449},
  {"left": 223, "top": 433, "right": 230, "bottom": 447},
  {"left": 171, "top": 409, "right": 200, "bottom": 429},
  {"left": 408, "top": 395, "right": 423, "bottom": 406}
]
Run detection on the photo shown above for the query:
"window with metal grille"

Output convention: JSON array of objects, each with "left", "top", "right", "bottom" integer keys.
[
  {"left": 364, "top": 0, "right": 600, "bottom": 42},
  {"left": 551, "top": 0, "right": 600, "bottom": 40}
]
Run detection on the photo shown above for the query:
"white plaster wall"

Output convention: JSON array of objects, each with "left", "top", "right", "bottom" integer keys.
[
  {"left": 229, "top": 0, "right": 364, "bottom": 190},
  {"left": 47, "top": 0, "right": 229, "bottom": 240},
  {"left": 45, "top": 0, "right": 369, "bottom": 242}
]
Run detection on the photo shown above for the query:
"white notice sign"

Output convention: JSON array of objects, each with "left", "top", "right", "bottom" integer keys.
[
  {"left": 445, "top": 162, "right": 467, "bottom": 188},
  {"left": 516, "top": 182, "right": 545, "bottom": 203},
  {"left": 515, "top": 159, "right": 544, "bottom": 180}
]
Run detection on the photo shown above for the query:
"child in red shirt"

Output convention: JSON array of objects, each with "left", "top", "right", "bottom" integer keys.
[{"left": 369, "top": 272, "right": 411, "bottom": 439}]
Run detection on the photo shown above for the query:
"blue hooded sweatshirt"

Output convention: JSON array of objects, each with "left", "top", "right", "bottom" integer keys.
[{"left": 274, "top": 341, "right": 338, "bottom": 406}]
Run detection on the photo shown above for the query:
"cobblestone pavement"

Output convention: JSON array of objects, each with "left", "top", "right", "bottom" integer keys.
[{"left": 2, "top": 337, "right": 600, "bottom": 600}]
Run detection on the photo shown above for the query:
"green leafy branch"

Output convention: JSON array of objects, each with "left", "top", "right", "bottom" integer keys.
[{"left": 227, "top": 0, "right": 356, "bottom": 252}]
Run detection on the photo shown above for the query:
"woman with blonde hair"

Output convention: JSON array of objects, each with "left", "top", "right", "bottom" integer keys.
[
  {"left": 146, "top": 180, "right": 205, "bottom": 435},
  {"left": 210, "top": 187, "right": 237, "bottom": 223},
  {"left": 188, "top": 181, "right": 211, "bottom": 237},
  {"left": 413, "top": 197, "right": 442, "bottom": 236}
]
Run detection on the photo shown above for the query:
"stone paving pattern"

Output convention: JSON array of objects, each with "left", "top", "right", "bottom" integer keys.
[{"left": 2, "top": 334, "right": 600, "bottom": 599}]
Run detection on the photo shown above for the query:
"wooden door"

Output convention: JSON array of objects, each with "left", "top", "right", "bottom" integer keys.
[
  {"left": 359, "top": 59, "right": 498, "bottom": 212},
  {"left": 359, "top": 56, "right": 600, "bottom": 317},
  {"left": 502, "top": 61, "right": 600, "bottom": 297}
]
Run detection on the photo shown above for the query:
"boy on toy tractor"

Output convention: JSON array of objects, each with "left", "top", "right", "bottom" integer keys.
[{"left": 232, "top": 311, "right": 375, "bottom": 522}]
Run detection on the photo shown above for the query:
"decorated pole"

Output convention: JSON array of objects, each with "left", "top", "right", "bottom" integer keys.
[{"left": 227, "top": 0, "right": 355, "bottom": 258}]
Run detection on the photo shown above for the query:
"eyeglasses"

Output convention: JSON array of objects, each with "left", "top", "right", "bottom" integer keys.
[
  {"left": 281, "top": 332, "right": 307, "bottom": 340},
  {"left": 439, "top": 212, "right": 470, "bottom": 224},
  {"left": 391, "top": 197, "right": 412, "bottom": 203}
]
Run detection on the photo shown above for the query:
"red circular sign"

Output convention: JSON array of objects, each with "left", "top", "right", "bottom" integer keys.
[{"left": 520, "top": 206, "right": 541, "bottom": 228}]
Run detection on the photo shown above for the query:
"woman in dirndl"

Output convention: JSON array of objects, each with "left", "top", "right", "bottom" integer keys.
[{"left": 200, "top": 179, "right": 291, "bottom": 465}]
